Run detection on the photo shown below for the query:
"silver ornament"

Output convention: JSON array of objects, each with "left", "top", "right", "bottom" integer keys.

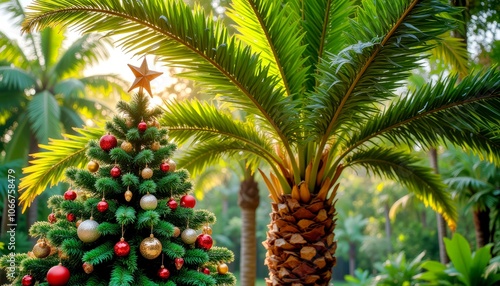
[
  {"left": 77, "top": 219, "right": 101, "bottom": 243},
  {"left": 140, "top": 193, "right": 158, "bottom": 210},
  {"left": 181, "top": 228, "right": 197, "bottom": 244}
]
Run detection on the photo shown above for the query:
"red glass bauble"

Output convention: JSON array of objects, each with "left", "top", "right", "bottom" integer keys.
[
  {"left": 180, "top": 194, "right": 196, "bottom": 208},
  {"left": 21, "top": 274, "right": 34, "bottom": 286},
  {"left": 114, "top": 238, "right": 130, "bottom": 257},
  {"left": 46, "top": 264, "right": 70, "bottom": 286},
  {"left": 66, "top": 213, "right": 76, "bottom": 222},
  {"left": 160, "top": 162, "right": 170, "bottom": 172},
  {"left": 202, "top": 267, "right": 210, "bottom": 275},
  {"left": 97, "top": 199, "right": 109, "bottom": 212},
  {"left": 99, "top": 134, "right": 117, "bottom": 152},
  {"left": 196, "top": 234, "right": 213, "bottom": 250},
  {"left": 110, "top": 166, "right": 121, "bottom": 178},
  {"left": 174, "top": 257, "right": 184, "bottom": 270},
  {"left": 48, "top": 213, "right": 57, "bottom": 223},
  {"left": 64, "top": 190, "right": 77, "bottom": 201},
  {"left": 138, "top": 121, "right": 147, "bottom": 132},
  {"left": 157, "top": 266, "right": 170, "bottom": 280},
  {"left": 167, "top": 198, "right": 178, "bottom": 210}
]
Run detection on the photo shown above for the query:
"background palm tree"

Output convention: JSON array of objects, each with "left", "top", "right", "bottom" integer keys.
[
  {"left": 19, "top": 0, "right": 500, "bottom": 284},
  {"left": 335, "top": 213, "right": 368, "bottom": 276}
]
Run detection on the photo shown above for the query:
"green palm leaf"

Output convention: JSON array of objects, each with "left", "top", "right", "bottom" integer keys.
[
  {"left": 40, "top": 27, "right": 65, "bottom": 71},
  {"left": 3, "top": 113, "right": 31, "bottom": 162},
  {"left": 0, "top": 31, "right": 30, "bottom": 69},
  {"left": 18, "top": 126, "right": 102, "bottom": 212},
  {"left": 27, "top": 90, "right": 62, "bottom": 144},
  {"left": 59, "top": 106, "right": 85, "bottom": 134},
  {"left": 0, "top": 66, "right": 37, "bottom": 89},
  {"left": 345, "top": 147, "right": 457, "bottom": 230},
  {"left": 430, "top": 33, "right": 469, "bottom": 77}
]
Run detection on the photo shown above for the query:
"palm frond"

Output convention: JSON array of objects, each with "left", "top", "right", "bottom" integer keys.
[
  {"left": 343, "top": 69, "right": 500, "bottom": 165},
  {"left": 0, "top": 31, "right": 30, "bottom": 69},
  {"left": 226, "top": 0, "right": 308, "bottom": 96},
  {"left": 430, "top": 33, "right": 469, "bottom": 77},
  {"left": 344, "top": 147, "right": 457, "bottom": 230},
  {"left": 79, "top": 74, "right": 129, "bottom": 96},
  {"left": 27, "top": 90, "right": 62, "bottom": 144},
  {"left": 18, "top": 126, "right": 103, "bottom": 211},
  {"left": 445, "top": 177, "right": 492, "bottom": 193},
  {"left": 0, "top": 66, "right": 37, "bottom": 90},
  {"left": 60, "top": 106, "right": 85, "bottom": 134},
  {"left": 39, "top": 27, "right": 65, "bottom": 71},
  {"left": 0, "top": 0, "right": 25, "bottom": 26},
  {"left": 308, "top": 0, "right": 459, "bottom": 142},
  {"left": 3, "top": 113, "right": 30, "bottom": 162}
]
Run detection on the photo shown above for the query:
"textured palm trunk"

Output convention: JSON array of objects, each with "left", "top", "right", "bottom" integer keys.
[
  {"left": 472, "top": 208, "right": 490, "bottom": 248},
  {"left": 264, "top": 194, "right": 337, "bottom": 286},
  {"left": 238, "top": 175, "right": 260, "bottom": 286}
]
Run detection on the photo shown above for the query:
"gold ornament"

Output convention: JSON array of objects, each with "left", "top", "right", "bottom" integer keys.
[
  {"left": 76, "top": 219, "right": 83, "bottom": 228},
  {"left": 87, "top": 161, "right": 99, "bottom": 173},
  {"left": 217, "top": 263, "right": 229, "bottom": 274},
  {"left": 181, "top": 228, "right": 197, "bottom": 244},
  {"left": 125, "top": 118, "right": 133, "bottom": 128},
  {"left": 77, "top": 219, "right": 101, "bottom": 243},
  {"left": 140, "top": 193, "right": 158, "bottom": 210},
  {"left": 151, "top": 141, "right": 160, "bottom": 151},
  {"left": 141, "top": 167, "right": 153, "bottom": 179},
  {"left": 173, "top": 227, "right": 181, "bottom": 238},
  {"left": 83, "top": 262, "right": 94, "bottom": 274},
  {"left": 121, "top": 141, "right": 133, "bottom": 153},
  {"left": 127, "top": 58, "right": 163, "bottom": 97},
  {"left": 167, "top": 159, "right": 177, "bottom": 172},
  {"left": 202, "top": 226, "right": 213, "bottom": 235},
  {"left": 33, "top": 240, "right": 51, "bottom": 258},
  {"left": 140, "top": 234, "right": 162, "bottom": 259},
  {"left": 124, "top": 189, "right": 133, "bottom": 202}
]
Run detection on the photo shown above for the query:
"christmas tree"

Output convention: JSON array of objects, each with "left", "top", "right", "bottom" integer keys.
[{"left": 0, "top": 60, "right": 236, "bottom": 286}]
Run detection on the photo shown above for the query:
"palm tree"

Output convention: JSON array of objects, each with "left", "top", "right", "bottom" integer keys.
[
  {"left": 0, "top": 0, "right": 126, "bottom": 235},
  {"left": 20, "top": 0, "right": 500, "bottom": 284},
  {"left": 335, "top": 214, "right": 368, "bottom": 276}
]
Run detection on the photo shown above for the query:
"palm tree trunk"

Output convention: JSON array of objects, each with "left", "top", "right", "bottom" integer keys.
[
  {"left": 264, "top": 194, "right": 336, "bottom": 285},
  {"left": 472, "top": 208, "right": 490, "bottom": 248},
  {"left": 238, "top": 174, "right": 260, "bottom": 286},
  {"left": 348, "top": 242, "right": 356, "bottom": 276}
]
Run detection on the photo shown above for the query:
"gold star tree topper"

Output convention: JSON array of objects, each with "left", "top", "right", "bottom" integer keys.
[{"left": 127, "top": 58, "right": 163, "bottom": 97}]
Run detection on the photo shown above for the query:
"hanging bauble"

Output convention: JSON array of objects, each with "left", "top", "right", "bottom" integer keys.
[
  {"left": 99, "top": 133, "right": 117, "bottom": 152},
  {"left": 33, "top": 239, "right": 51, "bottom": 258},
  {"left": 202, "top": 225, "right": 213, "bottom": 235},
  {"left": 181, "top": 228, "right": 197, "bottom": 244},
  {"left": 217, "top": 263, "right": 229, "bottom": 275},
  {"left": 167, "top": 198, "right": 178, "bottom": 210},
  {"left": 140, "top": 193, "right": 158, "bottom": 210},
  {"left": 157, "top": 265, "right": 170, "bottom": 280},
  {"left": 97, "top": 199, "right": 109, "bottom": 212},
  {"left": 77, "top": 219, "right": 101, "bottom": 243},
  {"left": 138, "top": 121, "right": 148, "bottom": 132},
  {"left": 195, "top": 234, "right": 213, "bottom": 250},
  {"left": 151, "top": 141, "right": 160, "bottom": 151},
  {"left": 140, "top": 234, "right": 162, "bottom": 259},
  {"left": 160, "top": 162, "right": 170, "bottom": 172},
  {"left": 87, "top": 160, "right": 99, "bottom": 173},
  {"left": 114, "top": 238, "right": 130, "bottom": 257},
  {"left": 48, "top": 213, "right": 57, "bottom": 223},
  {"left": 21, "top": 274, "right": 34, "bottom": 286},
  {"left": 174, "top": 257, "right": 184, "bottom": 270},
  {"left": 125, "top": 117, "right": 133, "bottom": 128},
  {"left": 110, "top": 166, "right": 121, "bottom": 178},
  {"left": 64, "top": 189, "right": 77, "bottom": 200},
  {"left": 167, "top": 159, "right": 176, "bottom": 171},
  {"left": 173, "top": 227, "right": 181, "bottom": 238},
  {"left": 180, "top": 194, "right": 196, "bottom": 208},
  {"left": 121, "top": 141, "right": 133, "bottom": 153},
  {"left": 46, "top": 264, "right": 70, "bottom": 286},
  {"left": 82, "top": 262, "right": 93, "bottom": 274},
  {"left": 76, "top": 219, "right": 83, "bottom": 228},
  {"left": 124, "top": 189, "right": 133, "bottom": 202},
  {"left": 202, "top": 267, "right": 210, "bottom": 275},
  {"left": 66, "top": 213, "right": 76, "bottom": 222},
  {"left": 141, "top": 166, "right": 153, "bottom": 179}
]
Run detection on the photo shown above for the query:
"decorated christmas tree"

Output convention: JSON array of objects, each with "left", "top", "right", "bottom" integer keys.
[{"left": 0, "top": 60, "right": 236, "bottom": 286}]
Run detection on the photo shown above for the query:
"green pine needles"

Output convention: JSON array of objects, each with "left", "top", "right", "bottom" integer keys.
[{"left": 0, "top": 93, "right": 235, "bottom": 286}]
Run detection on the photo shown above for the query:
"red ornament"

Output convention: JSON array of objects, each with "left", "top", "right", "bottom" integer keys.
[
  {"left": 157, "top": 266, "right": 170, "bottom": 280},
  {"left": 46, "top": 264, "right": 70, "bottom": 286},
  {"left": 110, "top": 166, "right": 121, "bottom": 178},
  {"left": 114, "top": 238, "right": 130, "bottom": 257},
  {"left": 196, "top": 234, "right": 213, "bottom": 250},
  {"left": 180, "top": 194, "right": 196, "bottom": 208},
  {"left": 66, "top": 213, "right": 76, "bottom": 222},
  {"left": 21, "top": 274, "right": 34, "bottom": 286},
  {"left": 167, "top": 198, "right": 178, "bottom": 210},
  {"left": 97, "top": 199, "right": 109, "bottom": 212},
  {"left": 138, "top": 121, "right": 148, "bottom": 132},
  {"left": 174, "top": 257, "right": 184, "bottom": 270},
  {"left": 48, "top": 213, "right": 57, "bottom": 223},
  {"left": 64, "top": 190, "right": 77, "bottom": 201},
  {"left": 99, "top": 134, "right": 117, "bottom": 152},
  {"left": 202, "top": 267, "right": 210, "bottom": 275},
  {"left": 160, "top": 162, "right": 170, "bottom": 172}
]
